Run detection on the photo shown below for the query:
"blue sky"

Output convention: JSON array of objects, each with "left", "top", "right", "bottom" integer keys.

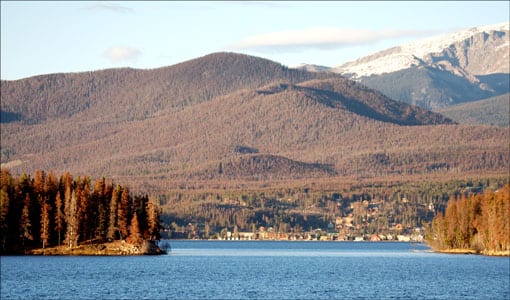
[{"left": 1, "top": 1, "right": 508, "bottom": 80}]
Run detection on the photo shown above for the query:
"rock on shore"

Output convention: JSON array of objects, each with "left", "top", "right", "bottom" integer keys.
[{"left": 30, "top": 240, "right": 166, "bottom": 256}]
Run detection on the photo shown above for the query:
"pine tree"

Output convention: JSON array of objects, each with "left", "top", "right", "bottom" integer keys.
[
  {"left": 63, "top": 173, "right": 73, "bottom": 234},
  {"left": 64, "top": 190, "right": 79, "bottom": 249},
  {"left": 33, "top": 170, "right": 46, "bottom": 195},
  {"left": 498, "top": 185, "right": 510, "bottom": 251},
  {"left": 40, "top": 200, "right": 51, "bottom": 249},
  {"left": 134, "top": 195, "right": 148, "bottom": 238},
  {"left": 77, "top": 178, "right": 90, "bottom": 241},
  {"left": 127, "top": 213, "right": 142, "bottom": 246},
  {"left": 45, "top": 171, "right": 59, "bottom": 198},
  {"left": 444, "top": 196, "right": 458, "bottom": 248},
  {"left": 145, "top": 197, "right": 160, "bottom": 241},
  {"left": 19, "top": 194, "right": 33, "bottom": 248},
  {"left": 117, "top": 187, "right": 130, "bottom": 240},
  {"left": 54, "top": 192, "right": 64, "bottom": 245},
  {"left": 0, "top": 172, "right": 11, "bottom": 252},
  {"left": 107, "top": 185, "right": 121, "bottom": 240},
  {"left": 92, "top": 178, "right": 107, "bottom": 239}
]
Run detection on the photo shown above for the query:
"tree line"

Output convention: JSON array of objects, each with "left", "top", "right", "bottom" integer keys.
[
  {"left": 427, "top": 184, "right": 509, "bottom": 254},
  {"left": 0, "top": 169, "right": 161, "bottom": 254}
]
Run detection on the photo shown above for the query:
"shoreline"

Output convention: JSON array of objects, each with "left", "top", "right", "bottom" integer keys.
[
  {"left": 432, "top": 248, "right": 510, "bottom": 257},
  {"left": 9, "top": 240, "right": 509, "bottom": 257},
  {"left": 26, "top": 240, "right": 166, "bottom": 256}
]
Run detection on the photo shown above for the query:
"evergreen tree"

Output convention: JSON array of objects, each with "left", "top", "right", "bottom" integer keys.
[
  {"left": 77, "top": 178, "right": 91, "bottom": 241},
  {"left": 127, "top": 213, "right": 142, "bottom": 246},
  {"left": 63, "top": 173, "right": 73, "bottom": 238},
  {"left": 54, "top": 192, "right": 64, "bottom": 246},
  {"left": 107, "top": 185, "right": 121, "bottom": 240},
  {"left": 117, "top": 187, "right": 130, "bottom": 240},
  {"left": 45, "top": 171, "right": 59, "bottom": 198},
  {"left": 134, "top": 195, "right": 148, "bottom": 238},
  {"left": 33, "top": 170, "right": 46, "bottom": 195},
  {"left": 0, "top": 172, "right": 11, "bottom": 251},
  {"left": 92, "top": 178, "right": 107, "bottom": 239},
  {"left": 40, "top": 200, "right": 51, "bottom": 249},
  {"left": 64, "top": 190, "right": 79, "bottom": 249},
  {"left": 145, "top": 197, "right": 160, "bottom": 241},
  {"left": 444, "top": 196, "right": 458, "bottom": 248},
  {"left": 19, "top": 194, "right": 33, "bottom": 248}
]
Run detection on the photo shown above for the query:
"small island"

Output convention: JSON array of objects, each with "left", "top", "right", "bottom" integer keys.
[{"left": 0, "top": 170, "right": 166, "bottom": 256}]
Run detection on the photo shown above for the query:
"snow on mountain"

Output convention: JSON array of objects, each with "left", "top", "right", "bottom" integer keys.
[
  {"left": 334, "top": 22, "right": 509, "bottom": 78},
  {"left": 291, "top": 63, "right": 331, "bottom": 73}
]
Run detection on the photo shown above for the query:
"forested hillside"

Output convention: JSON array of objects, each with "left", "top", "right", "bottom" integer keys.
[
  {"left": 438, "top": 93, "right": 510, "bottom": 127},
  {"left": 358, "top": 66, "right": 501, "bottom": 109},
  {"left": 1, "top": 52, "right": 508, "bottom": 194},
  {"left": 1, "top": 52, "right": 338, "bottom": 124}
]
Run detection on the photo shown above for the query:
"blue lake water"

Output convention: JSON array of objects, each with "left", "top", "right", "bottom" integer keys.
[{"left": 1, "top": 241, "right": 509, "bottom": 299}]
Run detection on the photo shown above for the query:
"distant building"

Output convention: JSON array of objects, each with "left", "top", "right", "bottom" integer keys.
[
  {"left": 397, "top": 235, "right": 410, "bottom": 242},
  {"left": 239, "top": 232, "right": 255, "bottom": 240},
  {"left": 369, "top": 234, "right": 381, "bottom": 241},
  {"left": 327, "top": 222, "right": 335, "bottom": 233}
]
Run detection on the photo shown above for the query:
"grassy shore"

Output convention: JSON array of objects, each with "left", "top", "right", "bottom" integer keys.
[
  {"left": 29, "top": 240, "right": 166, "bottom": 256},
  {"left": 479, "top": 249, "right": 510, "bottom": 257},
  {"left": 433, "top": 248, "right": 510, "bottom": 256}
]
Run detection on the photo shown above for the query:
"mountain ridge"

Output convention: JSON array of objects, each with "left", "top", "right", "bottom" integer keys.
[{"left": 0, "top": 52, "right": 341, "bottom": 124}]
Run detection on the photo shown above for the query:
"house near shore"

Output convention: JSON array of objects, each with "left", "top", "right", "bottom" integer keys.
[
  {"left": 239, "top": 232, "right": 255, "bottom": 240},
  {"left": 369, "top": 234, "right": 381, "bottom": 241},
  {"left": 397, "top": 235, "right": 410, "bottom": 242}
]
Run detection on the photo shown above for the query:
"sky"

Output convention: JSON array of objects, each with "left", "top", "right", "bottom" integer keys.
[{"left": 1, "top": 1, "right": 509, "bottom": 80}]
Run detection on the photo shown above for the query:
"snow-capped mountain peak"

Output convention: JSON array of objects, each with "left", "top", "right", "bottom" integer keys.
[{"left": 334, "top": 22, "right": 509, "bottom": 78}]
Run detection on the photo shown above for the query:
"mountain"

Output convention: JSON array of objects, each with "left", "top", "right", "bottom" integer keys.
[
  {"left": 1, "top": 53, "right": 508, "bottom": 192},
  {"left": 437, "top": 93, "right": 510, "bottom": 127},
  {"left": 332, "top": 22, "right": 509, "bottom": 109},
  {"left": 292, "top": 64, "right": 332, "bottom": 73},
  {"left": 335, "top": 22, "right": 509, "bottom": 77},
  {"left": 1, "top": 52, "right": 338, "bottom": 125}
]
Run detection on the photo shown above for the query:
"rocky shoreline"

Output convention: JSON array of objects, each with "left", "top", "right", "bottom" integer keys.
[{"left": 28, "top": 240, "right": 167, "bottom": 256}]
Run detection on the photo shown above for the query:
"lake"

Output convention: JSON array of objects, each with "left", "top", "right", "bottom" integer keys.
[{"left": 1, "top": 241, "right": 509, "bottom": 299}]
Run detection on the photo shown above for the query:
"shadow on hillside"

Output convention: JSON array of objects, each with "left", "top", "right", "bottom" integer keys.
[
  {"left": 0, "top": 111, "right": 22, "bottom": 123},
  {"left": 476, "top": 73, "right": 510, "bottom": 95}
]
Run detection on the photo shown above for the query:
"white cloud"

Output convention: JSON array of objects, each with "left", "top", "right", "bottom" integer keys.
[
  {"left": 104, "top": 46, "right": 141, "bottom": 63},
  {"left": 83, "top": 2, "right": 133, "bottom": 13},
  {"left": 229, "top": 27, "right": 441, "bottom": 52},
  {"left": 229, "top": 1, "right": 291, "bottom": 9}
]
